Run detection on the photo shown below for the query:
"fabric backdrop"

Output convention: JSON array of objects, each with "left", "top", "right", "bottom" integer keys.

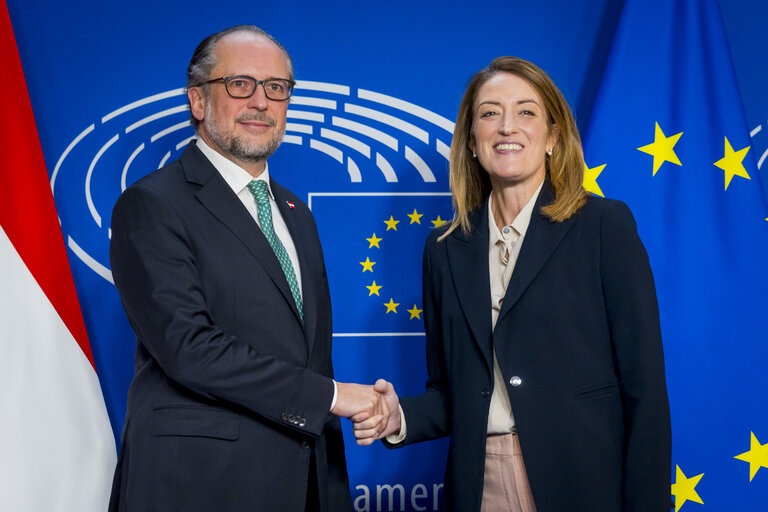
[{"left": 4, "top": 0, "right": 768, "bottom": 510}]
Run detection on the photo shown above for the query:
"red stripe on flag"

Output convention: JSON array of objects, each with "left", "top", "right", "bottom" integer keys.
[{"left": 0, "top": 0, "right": 94, "bottom": 368}]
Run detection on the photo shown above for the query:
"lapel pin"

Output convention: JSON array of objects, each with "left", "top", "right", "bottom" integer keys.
[{"left": 286, "top": 201, "right": 295, "bottom": 209}]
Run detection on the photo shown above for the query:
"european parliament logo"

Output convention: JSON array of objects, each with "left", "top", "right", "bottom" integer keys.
[{"left": 51, "top": 81, "right": 454, "bottom": 338}]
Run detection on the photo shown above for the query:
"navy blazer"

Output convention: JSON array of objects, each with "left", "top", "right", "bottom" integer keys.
[
  {"left": 108, "top": 142, "right": 351, "bottom": 511},
  {"left": 395, "top": 183, "right": 671, "bottom": 511}
]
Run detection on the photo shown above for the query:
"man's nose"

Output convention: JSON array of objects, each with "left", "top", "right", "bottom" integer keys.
[{"left": 247, "top": 83, "right": 270, "bottom": 110}]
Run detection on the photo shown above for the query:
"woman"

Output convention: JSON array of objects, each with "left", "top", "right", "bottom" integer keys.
[{"left": 355, "top": 57, "right": 671, "bottom": 511}]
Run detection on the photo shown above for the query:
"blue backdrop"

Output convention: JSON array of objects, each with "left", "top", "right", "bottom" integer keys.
[{"left": 8, "top": 1, "right": 768, "bottom": 510}]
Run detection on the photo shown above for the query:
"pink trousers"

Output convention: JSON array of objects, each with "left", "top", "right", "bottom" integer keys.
[{"left": 480, "top": 433, "right": 537, "bottom": 512}]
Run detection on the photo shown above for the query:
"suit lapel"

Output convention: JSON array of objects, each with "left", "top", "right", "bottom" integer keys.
[
  {"left": 180, "top": 144, "right": 300, "bottom": 324},
  {"left": 272, "top": 180, "right": 318, "bottom": 353},
  {"left": 496, "top": 181, "right": 576, "bottom": 325},
  {"left": 446, "top": 203, "right": 494, "bottom": 373}
]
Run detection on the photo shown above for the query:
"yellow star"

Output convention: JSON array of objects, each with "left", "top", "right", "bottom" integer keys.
[
  {"left": 366, "top": 281, "right": 382, "bottom": 296},
  {"left": 366, "top": 233, "right": 382, "bottom": 249},
  {"left": 714, "top": 137, "right": 751, "bottom": 190},
  {"left": 359, "top": 257, "right": 375, "bottom": 272},
  {"left": 407, "top": 209, "right": 424, "bottom": 224},
  {"left": 670, "top": 465, "right": 704, "bottom": 511},
  {"left": 637, "top": 122, "right": 683, "bottom": 176},
  {"left": 431, "top": 215, "right": 447, "bottom": 228},
  {"left": 734, "top": 431, "right": 768, "bottom": 481},
  {"left": 407, "top": 305, "right": 423, "bottom": 319},
  {"left": 384, "top": 215, "right": 400, "bottom": 231},
  {"left": 384, "top": 298, "right": 399, "bottom": 313},
  {"left": 583, "top": 162, "right": 605, "bottom": 197}
]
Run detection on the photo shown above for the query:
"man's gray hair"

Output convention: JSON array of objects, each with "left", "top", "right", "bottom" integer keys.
[{"left": 185, "top": 25, "right": 294, "bottom": 129}]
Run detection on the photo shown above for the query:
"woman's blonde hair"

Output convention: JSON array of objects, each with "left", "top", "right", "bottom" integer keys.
[{"left": 442, "top": 56, "right": 587, "bottom": 239}]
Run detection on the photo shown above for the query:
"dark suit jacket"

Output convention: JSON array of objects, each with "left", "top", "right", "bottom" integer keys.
[
  {"left": 108, "top": 143, "right": 351, "bottom": 511},
  {"left": 393, "top": 183, "right": 671, "bottom": 511}
]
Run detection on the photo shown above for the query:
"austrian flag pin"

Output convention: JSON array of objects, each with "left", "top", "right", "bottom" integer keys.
[{"left": 286, "top": 201, "right": 295, "bottom": 209}]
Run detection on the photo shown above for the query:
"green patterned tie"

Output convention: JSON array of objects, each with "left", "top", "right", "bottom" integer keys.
[{"left": 247, "top": 180, "right": 303, "bottom": 322}]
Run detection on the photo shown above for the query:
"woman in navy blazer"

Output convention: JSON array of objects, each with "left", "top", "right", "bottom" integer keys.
[{"left": 361, "top": 57, "right": 671, "bottom": 511}]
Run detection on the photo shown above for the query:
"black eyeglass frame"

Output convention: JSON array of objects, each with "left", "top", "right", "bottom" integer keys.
[{"left": 200, "top": 75, "right": 296, "bottom": 101}]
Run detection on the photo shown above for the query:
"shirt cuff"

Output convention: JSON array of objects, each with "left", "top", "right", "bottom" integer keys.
[
  {"left": 330, "top": 380, "right": 338, "bottom": 412},
  {"left": 385, "top": 405, "right": 407, "bottom": 444}
]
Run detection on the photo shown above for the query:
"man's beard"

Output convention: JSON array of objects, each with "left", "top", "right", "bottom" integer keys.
[{"left": 204, "top": 104, "right": 284, "bottom": 163}]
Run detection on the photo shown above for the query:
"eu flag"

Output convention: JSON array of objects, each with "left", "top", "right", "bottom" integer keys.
[{"left": 583, "top": 0, "right": 768, "bottom": 510}]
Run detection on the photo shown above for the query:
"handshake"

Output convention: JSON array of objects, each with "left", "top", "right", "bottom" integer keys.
[{"left": 331, "top": 379, "right": 402, "bottom": 446}]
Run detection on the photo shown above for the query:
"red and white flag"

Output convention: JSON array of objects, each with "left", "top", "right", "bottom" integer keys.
[{"left": 0, "top": 1, "right": 116, "bottom": 509}]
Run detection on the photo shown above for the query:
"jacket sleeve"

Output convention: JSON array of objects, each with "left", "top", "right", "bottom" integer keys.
[
  {"left": 110, "top": 183, "right": 334, "bottom": 437},
  {"left": 387, "top": 230, "right": 450, "bottom": 447},
  {"left": 600, "top": 200, "right": 672, "bottom": 511}
]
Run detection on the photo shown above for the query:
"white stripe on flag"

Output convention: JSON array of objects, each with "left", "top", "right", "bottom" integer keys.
[{"left": 0, "top": 225, "right": 116, "bottom": 511}]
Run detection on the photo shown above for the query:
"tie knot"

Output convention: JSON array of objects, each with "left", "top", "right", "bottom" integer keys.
[{"left": 247, "top": 180, "right": 270, "bottom": 206}]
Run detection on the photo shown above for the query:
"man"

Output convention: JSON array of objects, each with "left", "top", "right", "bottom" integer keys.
[{"left": 108, "top": 25, "right": 387, "bottom": 512}]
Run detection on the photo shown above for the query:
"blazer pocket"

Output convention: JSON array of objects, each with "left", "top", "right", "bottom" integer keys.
[
  {"left": 574, "top": 383, "right": 619, "bottom": 399},
  {"left": 150, "top": 406, "right": 241, "bottom": 440}
]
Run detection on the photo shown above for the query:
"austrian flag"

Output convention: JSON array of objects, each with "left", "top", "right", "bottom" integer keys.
[{"left": 0, "top": 2, "right": 116, "bottom": 510}]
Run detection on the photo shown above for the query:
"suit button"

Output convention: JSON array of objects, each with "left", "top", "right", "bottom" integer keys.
[
  {"left": 481, "top": 388, "right": 490, "bottom": 398},
  {"left": 301, "top": 440, "right": 311, "bottom": 450},
  {"left": 298, "top": 419, "right": 307, "bottom": 428},
  {"left": 281, "top": 412, "right": 289, "bottom": 422},
  {"left": 509, "top": 376, "right": 522, "bottom": 387}
]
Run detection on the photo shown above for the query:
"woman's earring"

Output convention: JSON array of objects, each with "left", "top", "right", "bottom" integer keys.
[
  {"left": 547, "top": 148, "right": 553, "bottom": 156},
  {"left": 472, "top": 152, "right": 477, "bottom": 158}
]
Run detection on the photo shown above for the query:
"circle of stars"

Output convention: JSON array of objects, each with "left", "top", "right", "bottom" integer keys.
[{"left": 360, "top": 208, "right": 447, "bottom": 317}]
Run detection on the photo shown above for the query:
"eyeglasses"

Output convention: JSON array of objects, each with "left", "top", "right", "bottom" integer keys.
[{"left": 201, "top": 75, "right": 295, "bottom": 101}]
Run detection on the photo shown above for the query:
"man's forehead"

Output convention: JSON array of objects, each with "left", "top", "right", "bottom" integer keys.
[
  {"left": 215, "top": 32, "right": 278, "bottom": 56},
  {"left": 212, "top": 33, "right": 286, "bottom": 72}
]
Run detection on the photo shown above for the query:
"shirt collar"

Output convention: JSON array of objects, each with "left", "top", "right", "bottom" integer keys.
[
  {"left": 195, "top": 137, "right": 273, "bottom": 199},
  {"left": 488, "top": 180, "right": 544, "bottom": 244}
]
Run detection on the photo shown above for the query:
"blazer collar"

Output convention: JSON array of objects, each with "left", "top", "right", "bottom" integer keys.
[
  {"left": 443, "top": 179, "right": 577, "bottom": 367},
  {"left": 445, "top": 202, "right": 494, "bottom": 373},
  {"left": 496, "top": 179, "right": 575, "bottom": 324},
  {"left": 271, "top": 180, "right": 320, "bottom": 353}
]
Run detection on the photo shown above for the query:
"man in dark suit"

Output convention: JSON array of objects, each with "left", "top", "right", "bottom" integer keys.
[{"left": 108, "top": 25, "right": 386, "bottom": 512}]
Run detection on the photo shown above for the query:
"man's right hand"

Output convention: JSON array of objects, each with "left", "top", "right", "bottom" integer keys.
[
  {"left": 332, "top": 382, "right": 390, "bottom": 444},
  {"left": 351, "top": 379, "right": 401, "bottom": 446}
]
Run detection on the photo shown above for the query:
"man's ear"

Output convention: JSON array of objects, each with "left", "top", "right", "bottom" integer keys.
[{"left": 188, "top": 87, "right": 206, "bottom": 123}]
